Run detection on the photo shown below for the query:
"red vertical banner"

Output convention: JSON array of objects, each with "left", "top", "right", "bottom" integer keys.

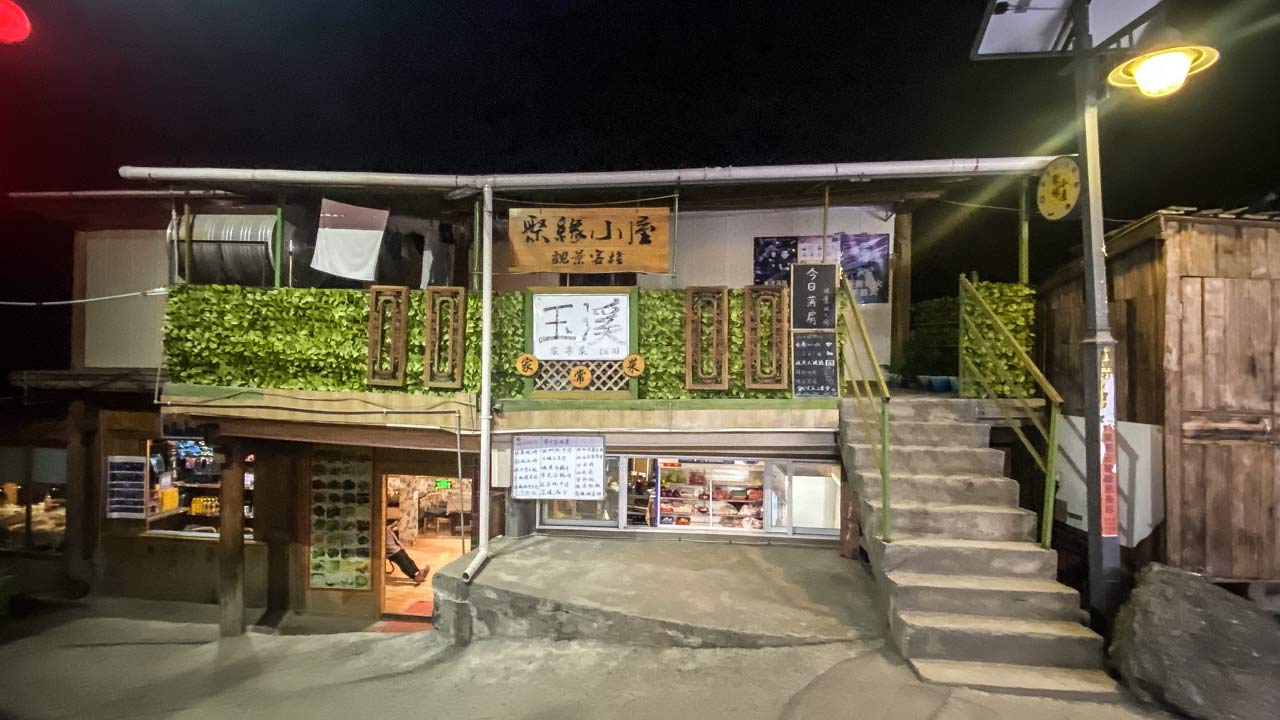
[{"left": 1098, "top": 347, "right": 1119, "bottom": 537}]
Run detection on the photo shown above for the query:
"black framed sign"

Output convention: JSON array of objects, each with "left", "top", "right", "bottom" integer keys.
[
  {"left": 790, "top": 263, "right": 837, "bottom": 330},
  {"left": 792, "top": 331, "right": 838, "bottom": 398}
]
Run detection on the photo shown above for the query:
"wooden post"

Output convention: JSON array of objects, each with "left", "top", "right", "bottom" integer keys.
[
  {"left": 218, "top": 440, "right": 246, "bottom": 637},
  {"left": 64, "top": 401, "right": 89, "bottom": 580},
  {"left": 890, "top": 211, "right": 913, "bottom": 366}
]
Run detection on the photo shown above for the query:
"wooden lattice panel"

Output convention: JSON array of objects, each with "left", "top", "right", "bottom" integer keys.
[
  {"left": 424, "top": 286, "right": 467, "bottom": 389},
  {"left": 534, "top": 360, "right": 629, "bottom": 392},
  {"left": 684, "top": 287, "right": 729, "bottom": 390},
  {"left": 744, "top": 286, "right": 790, "bottom": 389},
  {"left": 367, "top": 285, "right": 409, "bottom": 387}
]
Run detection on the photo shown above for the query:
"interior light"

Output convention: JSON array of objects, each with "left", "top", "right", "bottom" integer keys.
[{"left": 1107, "top": 42, "right": 1220, "bottom": 99}]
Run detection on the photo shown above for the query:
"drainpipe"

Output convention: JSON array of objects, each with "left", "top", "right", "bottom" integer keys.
[{"left": 461, "top": 183, "right": 494, "bottom": 584}]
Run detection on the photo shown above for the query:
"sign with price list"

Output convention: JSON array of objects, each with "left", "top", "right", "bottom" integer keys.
[{"left": 512, "top": 435, "right": 606, "bottom": 500}]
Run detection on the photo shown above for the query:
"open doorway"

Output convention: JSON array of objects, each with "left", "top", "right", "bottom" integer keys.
[{"left": 381, "top": 473, "right": 471, "bottom": 619}]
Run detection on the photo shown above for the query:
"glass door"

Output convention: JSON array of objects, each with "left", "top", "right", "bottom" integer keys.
[
  {"left": 789, "top": 462, "right": 841, "bottom": 535},
  {"left": 765, "top": 461, "right": 790, "bottom": 534}
]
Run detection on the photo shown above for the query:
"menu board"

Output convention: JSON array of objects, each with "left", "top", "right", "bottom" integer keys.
[
  {"left": 512, "top": 435, "right": 606, "bottom": 500},
  {"left": 105, "top": 455, "right": 147, "bottom": 519},
  {"left": 793, "top": 331, "right": 839, "bottom": 398},
  {"left": 532, "top": 293, "right": 630, "bottom": 360},
  {"left": 791, "top": 263, "right": 837, "bottom": 330},
  {"left": 309, "top": 446, "right": 373, "bottom": 590}
]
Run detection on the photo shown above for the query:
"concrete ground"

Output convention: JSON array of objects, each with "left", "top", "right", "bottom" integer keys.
[
  {"left": 0, "top": 607, "right": 1168, "bottom": 720},
  {"left": 435, "top": 535, "right": 882, "bottom": 645}
]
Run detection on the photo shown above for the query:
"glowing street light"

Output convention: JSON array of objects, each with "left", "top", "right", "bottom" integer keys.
[
  {"left": 1107, "top": 33, "right": 1221, "bottom": 98},
  {"left": 0, "top": 0, "right": 31, "bottom": 45}
]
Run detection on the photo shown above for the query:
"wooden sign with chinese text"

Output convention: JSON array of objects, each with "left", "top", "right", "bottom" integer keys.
[{"left": 509, "top": 207, "right": 671, "bottom": 273}]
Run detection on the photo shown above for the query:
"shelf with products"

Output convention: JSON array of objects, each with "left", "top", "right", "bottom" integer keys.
[{"left": 141, "top": 438, "right": 256, "bottom": 537}]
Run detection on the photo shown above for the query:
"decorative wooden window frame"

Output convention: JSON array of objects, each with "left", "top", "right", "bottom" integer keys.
[
  {"left": 424, "top": 286, "right": 468, "bottom": 389},
  {"left": 743, "top": 286, "right": 790, "bottom": 389},
  {"left": 684, "top": 286, "right": 730, "bottom": 390},
  {"left": 366, "top": 285, "right": 409, "bottom": 387}
]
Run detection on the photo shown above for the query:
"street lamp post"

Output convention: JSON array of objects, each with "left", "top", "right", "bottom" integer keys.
[{"left": 1070, "top": 0, "right": 1124, "bottom": 629}]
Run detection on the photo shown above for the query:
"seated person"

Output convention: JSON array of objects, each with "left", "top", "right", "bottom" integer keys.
[{"left": 385, "top": 512, "right": 429, "bottom": 585}]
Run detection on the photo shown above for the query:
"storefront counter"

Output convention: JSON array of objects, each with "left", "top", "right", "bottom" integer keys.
[{"left": 95, "top": 532, "right": 268, "bottom": 606}]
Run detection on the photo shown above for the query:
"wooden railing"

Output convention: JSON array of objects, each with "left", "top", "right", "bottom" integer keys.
[
  {"left": 838, "top": 275, "right": 892, "bottom": 542},
  {"left": 957, "top": 275, "right": 1063, "bottom": 549}
]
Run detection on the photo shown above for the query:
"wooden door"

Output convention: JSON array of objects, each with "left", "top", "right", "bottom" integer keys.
[{"left": 1171, "top": 276, "right": 1278, "bottom": 580}]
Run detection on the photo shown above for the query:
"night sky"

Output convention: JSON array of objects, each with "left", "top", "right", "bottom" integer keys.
[{"left": 1, "top": 0, "right": 1278, "bottom": 371}]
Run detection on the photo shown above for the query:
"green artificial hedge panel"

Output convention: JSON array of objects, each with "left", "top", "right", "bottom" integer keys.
[
  {"left": 167, "top": 285, "right": 791, "bottom": 400},
  {"left": 900, "top": 296, "right": 959, "bottom": 377},
  {"left": 959, "top": 281, "right": 1036, "bottom": 398},
  {"left": 164, "top": 285, "right": 524, "bottom": 397},
  {"left": 637, "top": 289, "right": 790, "bottom": 400}
]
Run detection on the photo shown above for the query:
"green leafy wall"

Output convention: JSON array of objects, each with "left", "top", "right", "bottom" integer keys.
[
  {"left": 901, "top": 296, "right": 958, "bottom": 377},
  {"left": 959, "top": 281, "right": 1036, "bottom": 398},
  {"left": 637, "top": 290, "right": 789, "bottom": 399},
  {"left": 164, "top": 285, "right": 523, "bottom": 397},
  {"left": 167, "top": 286, "right": 791, "bottom": 400}
]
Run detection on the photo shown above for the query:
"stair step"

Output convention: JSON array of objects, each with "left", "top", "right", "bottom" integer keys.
[
  {"left": 857, "top": 471, "right": 1018, "bottom": 507},
  {"left": 885, "top": 399, "right": 974, "bottom": 421},
  {"left": 874, "top": 536, "right": 1058, "bottom": 579},
  {"left": 886, "top": 571, "right": 1083, "bottom": 621},
  {"left": 846, "top": 444, "right": 1005, "bottom": 475},
  {"left": 864, "top": 500, "right": 1037, "bottom": 542},
  {"left": 842, "top": 419, "right": 991, "bottom": 448},
  {"left": 911, "top": 659, "right": 1122, "bottom": 702},
  {"left": 893, "top": 611, "right": 1104, "bottom": 668}
]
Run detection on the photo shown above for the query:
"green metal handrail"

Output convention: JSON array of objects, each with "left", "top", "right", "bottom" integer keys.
[
  {"left": 958, "top": 275, "right": 1062, "bottom": 549},
  {"left": 837, "top": 275, "right": 892, "bottom": 542}
]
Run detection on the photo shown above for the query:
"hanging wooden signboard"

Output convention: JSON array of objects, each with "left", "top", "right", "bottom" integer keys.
[{"left": 508, "top": 207, "right": 671, "bottom": 273}]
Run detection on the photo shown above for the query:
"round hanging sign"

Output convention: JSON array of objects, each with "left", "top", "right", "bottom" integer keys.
[
  {"left": 621, "top": 353, "right": 646, "bottom": 377},
  {"left": 514, "top": 353, "right": 539, "bottom": 377},
  {"left": 568, "top": 365, "right": 592, "bottom": 388},
  {"left": 1036, "top": 156, "right": 1081, "bottom": 221}
]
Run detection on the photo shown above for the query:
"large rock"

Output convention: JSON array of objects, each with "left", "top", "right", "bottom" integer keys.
[{"left": 1110, "top": 563, "right": 1280, "bottom": 720}]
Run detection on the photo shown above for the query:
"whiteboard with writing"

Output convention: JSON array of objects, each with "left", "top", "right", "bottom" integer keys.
[
  {"left": 532, "top": 293, "right": 630, "bottom": 360},
  {"left": 512, "top": 435, "right": 606, "bottom": 500}
]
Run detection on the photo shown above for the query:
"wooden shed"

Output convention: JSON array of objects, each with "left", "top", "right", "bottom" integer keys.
[{"left": 1038, "top": 209, "right": 1280, "bottom": 583}]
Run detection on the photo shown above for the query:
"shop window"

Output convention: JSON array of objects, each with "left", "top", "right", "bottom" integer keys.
[
  {"left": 544, "top": 457, "right": 620, "bottom": 526},
  {"left": 139, "top": 439, "right": 254, "bottom": 539},
  {"left": 0, "top": 447, "right": 67, "bottom": 554},
  {"left": 538, "top": 454, "right": 839, "bottom": 537}
]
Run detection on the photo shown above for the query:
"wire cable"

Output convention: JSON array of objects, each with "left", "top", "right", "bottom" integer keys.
[
  {"left": 0, "top": 287, "right": 169, "bottom": 307},
  {"left": 936, "top": 198, "right": 1135, "bottom": 224}
]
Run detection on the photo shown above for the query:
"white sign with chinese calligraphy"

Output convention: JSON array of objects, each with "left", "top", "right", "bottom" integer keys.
[
  {"left": 508, "top": 207, "right": 671, "bottom": 273},
  {"left": 511, "top": 435, "right": 606, "bottom": 500},
  {"left": 532, "top": 293, "right": 630, "bottom": 361}
]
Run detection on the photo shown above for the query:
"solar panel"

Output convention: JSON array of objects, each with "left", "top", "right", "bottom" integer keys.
[{"left": 972, "top": 0, "right": 1161, "bottom": 60}]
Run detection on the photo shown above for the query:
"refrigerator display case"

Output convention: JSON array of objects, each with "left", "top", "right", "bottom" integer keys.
[{"left": 655, "top": 459, "right": 764, "bottom": 530}]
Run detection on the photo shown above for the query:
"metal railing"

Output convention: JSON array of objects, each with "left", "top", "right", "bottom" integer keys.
[
  {"left": 837, "top": 275, "right": 892, "bottom": 542},
  {"left": 957, "top": 275, "right": 1063, "bottom": 549}
]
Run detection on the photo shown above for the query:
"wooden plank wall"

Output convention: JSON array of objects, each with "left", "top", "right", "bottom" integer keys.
[
  {"left": 1036, "top": 238, "right": 1164, "bottom": 425},
  {"left": 1163, "top": 216, "right": 1280, "bottom": 582}
]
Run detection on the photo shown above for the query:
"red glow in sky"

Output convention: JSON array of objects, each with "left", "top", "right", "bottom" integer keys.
[{"left": 1, "top": 0, "right": 31, "bottom": 44}]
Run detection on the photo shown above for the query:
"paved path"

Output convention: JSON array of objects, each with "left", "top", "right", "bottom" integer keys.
[
  {"left": 0, "top": 609, "right": 1167, "bottom": 720},
  {"left": 435, "top": 535, "right": 883, "bottom": 645}
]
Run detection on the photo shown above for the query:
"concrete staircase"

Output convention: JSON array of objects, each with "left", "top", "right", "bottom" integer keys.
[{"left": 840, "top": 397, "right": 1121, "bottom": 701}]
